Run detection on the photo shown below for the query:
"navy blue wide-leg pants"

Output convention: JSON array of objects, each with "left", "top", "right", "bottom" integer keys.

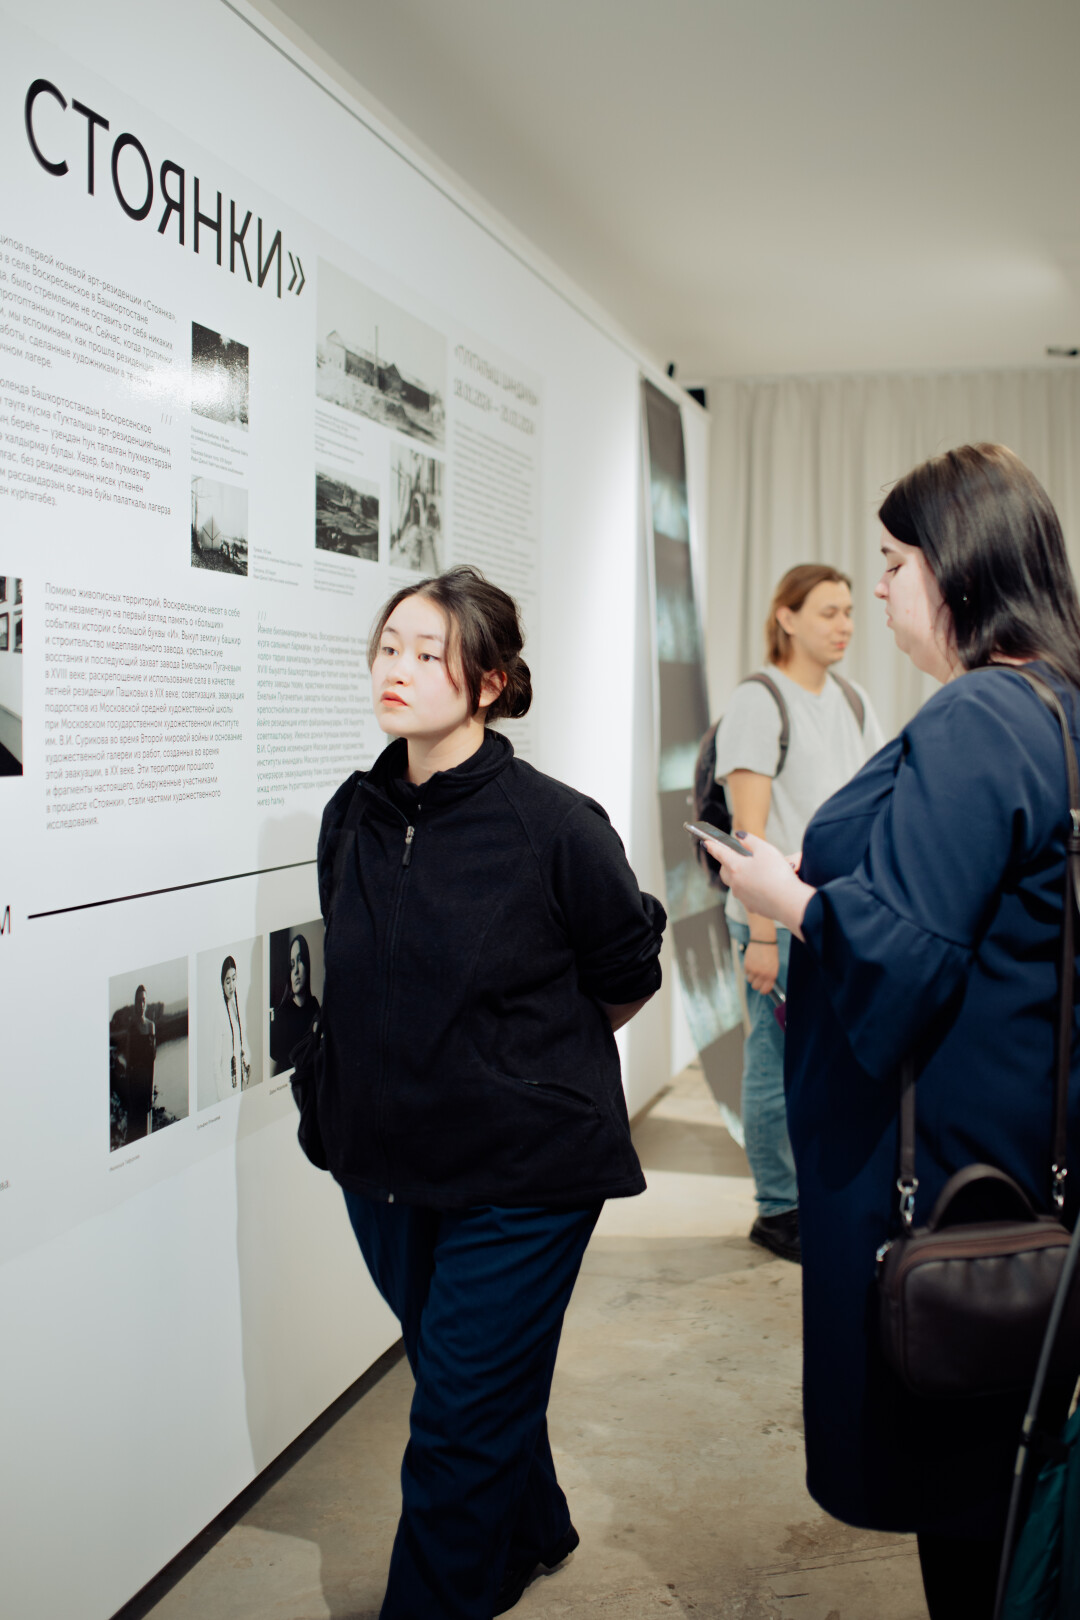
[{"left": 344, "top": 1193, "right": 602, "bottom": 1620}]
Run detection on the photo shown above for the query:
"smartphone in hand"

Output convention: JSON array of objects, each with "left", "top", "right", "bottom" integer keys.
[{"left": 683, "top": 820, "right": 752, "bottom": 857}]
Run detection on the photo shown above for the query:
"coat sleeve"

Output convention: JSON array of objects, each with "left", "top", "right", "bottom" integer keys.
[
  {"left": 800, "top": 672, "right": 1064, "bottom": 1080},
  {"left": 549, "top": 800, "right": 667, "bottom": 1005},
  {"left": 317, "top": 772, "right": 362, "bottom": 918}
]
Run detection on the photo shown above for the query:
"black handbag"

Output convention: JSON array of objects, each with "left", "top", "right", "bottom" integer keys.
[
  {"left": 877, "top": 670, "right": 1080, "bottom": 1400},
  {"left": 289, "top": 780, "right": 365, "bottom": 1171}
]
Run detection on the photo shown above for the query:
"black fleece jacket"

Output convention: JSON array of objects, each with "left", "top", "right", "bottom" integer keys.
[{"left": 315, "top": 729, "right": 666, "bottom": 1208}]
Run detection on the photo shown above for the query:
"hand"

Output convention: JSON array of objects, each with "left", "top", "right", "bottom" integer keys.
[
  {"left": 788, "top": 850, "right": 803, "bottom": 874},
  {"left": 742, "top": 940, "right": 779, "bottom": 995},
  {"left": 705, "top": 831, "right": 816, "bottom": 939}
]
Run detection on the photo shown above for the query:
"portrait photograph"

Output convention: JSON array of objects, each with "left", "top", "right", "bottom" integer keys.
[
  {"left": 196, "top": 937, "right": 264, "bottom": 1110},
  {"left": 108, "top": 958, "right": 190, "bottom": 1152},
  {"left": 268, "top": 919, "right": 325, "bottom": 1077}
]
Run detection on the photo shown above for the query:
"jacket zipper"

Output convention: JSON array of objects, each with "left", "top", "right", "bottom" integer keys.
[{"left": 374, "top": 816, "right": 417, "bottom": 1200}]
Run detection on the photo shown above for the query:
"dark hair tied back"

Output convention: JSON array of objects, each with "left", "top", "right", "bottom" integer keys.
[
  {"left": 878, "top": 443, "right": 1080, "bottom": 689},
  {"left": 369, "top": 565, "right": 532, "bottom": 723}
]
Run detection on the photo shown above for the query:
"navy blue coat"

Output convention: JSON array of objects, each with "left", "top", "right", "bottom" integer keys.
[{"left": 787, "top": 664, "right": 1080, "bottom": 1535}]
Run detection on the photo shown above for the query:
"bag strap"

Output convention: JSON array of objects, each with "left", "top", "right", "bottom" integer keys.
[
  {"left": 1018, "top": 671, "right": 1080, "bottom": 1212},
  {"left": 741, "top": 672, "right": 791, "bottom": 775},
  {"left": 829, "top": 670, "right": 866, "bottom": 732},
  {"left": 895, "top": 668, "right": 1080, "bottom": 1229},
  {"left": 326, "top": 779, "right": 366, "bottom": 929}
]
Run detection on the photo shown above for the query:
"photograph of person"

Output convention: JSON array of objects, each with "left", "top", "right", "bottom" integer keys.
[
  {"left": 108, "top": 959, "right": 190, "bottom": 1151},
  {"left": 268, "top": 920, "right": 325, "bottom": 1076},
  {"left": 195, "top": 937, "right": 264, "bottom": 1109}
]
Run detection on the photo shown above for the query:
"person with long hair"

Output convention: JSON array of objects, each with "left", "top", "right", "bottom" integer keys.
[
  {"left": 712, "top": 564, "right": 883, "bottom": 1261},
  {"left": 706, "top": 444, "right": 1080, "bottom": 1619},
  {"left": 213, "top": 955, "right": 251, "bottom": 1099},
  {"left": 270, "top": 933, "right": 320, "bottom": 1072},
  {"left": 123, "top": 984, "right": 156, "bottom": 1142},
  {"left": 316, "top": 564, "right": 665, "bottom": 1618}
]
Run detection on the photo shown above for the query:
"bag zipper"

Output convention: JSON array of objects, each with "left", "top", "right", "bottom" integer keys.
[{"left": 885, "top": 1220, "right": 1069, "bottom": 1285}]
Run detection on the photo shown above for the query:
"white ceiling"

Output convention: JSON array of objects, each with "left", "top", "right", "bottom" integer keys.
[{"left": 257, "top": 0, "right": 1080, "bottom": 380}]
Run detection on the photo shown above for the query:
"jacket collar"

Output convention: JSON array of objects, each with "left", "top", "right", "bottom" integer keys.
[{"left": 361, "top": 727, "right": 514, "bottom": 814}]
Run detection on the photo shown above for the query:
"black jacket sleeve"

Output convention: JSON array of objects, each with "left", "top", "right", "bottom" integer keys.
[
  {"left": 317, "top": 772, "right": 362, "bottom": 919},
  {"left": 549, "top": 799, "right": 666, "bottom": 1004}
]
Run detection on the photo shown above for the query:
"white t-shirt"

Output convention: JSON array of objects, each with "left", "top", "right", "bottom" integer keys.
[{"left": 712, "top": 665, "right": 886, "bottom": 926}]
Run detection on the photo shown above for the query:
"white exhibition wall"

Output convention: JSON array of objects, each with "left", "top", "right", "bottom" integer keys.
[{"left": 0, "top": 5, "right": 703, "bottom": 1615}]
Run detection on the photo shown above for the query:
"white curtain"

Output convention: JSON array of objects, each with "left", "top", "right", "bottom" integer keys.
[{"left": 704, "top": 368, "right": 1080, "bottom": 739}]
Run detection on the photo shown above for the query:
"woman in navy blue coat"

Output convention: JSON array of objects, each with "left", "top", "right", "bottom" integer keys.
[{"left": 707, "top": 444, "right": 1080, "bottom": 1620}]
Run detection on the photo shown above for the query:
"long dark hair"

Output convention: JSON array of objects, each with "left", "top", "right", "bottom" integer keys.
[
  {"left": 368, "top": 565, "right": 531, "bottom": 723},
  {"left": 220, "top": 955, "right": 243, "bottom": 1048},
  {"left": 879, "top": 444, "right": 1080, "bottom": 686},
  {"left": 279, "top": 933, "right": 311, "bottom": 1009}
]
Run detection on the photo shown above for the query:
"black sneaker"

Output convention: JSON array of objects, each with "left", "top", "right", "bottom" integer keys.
[
  {"left": 493, "top": 1524, "right": 580, "bottom": 1615},
  {"left": 749, "top": 1209, "right": 801, "bottom": 1264}
]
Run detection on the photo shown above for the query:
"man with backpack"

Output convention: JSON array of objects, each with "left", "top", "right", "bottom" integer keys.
[{"left": 711, "top": 564, "right": 884, "bottom": 1263}]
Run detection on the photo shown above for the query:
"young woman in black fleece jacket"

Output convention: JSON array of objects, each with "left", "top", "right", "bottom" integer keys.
[{"left": 316, "top": 566, "right": 665, "bottom": 1620}]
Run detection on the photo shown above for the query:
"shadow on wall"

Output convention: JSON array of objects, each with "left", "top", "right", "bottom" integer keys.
[{"left": 233, "top": 810, "right": 398, "bottom": 1482}]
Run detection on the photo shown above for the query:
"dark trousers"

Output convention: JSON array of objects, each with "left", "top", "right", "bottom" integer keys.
[
  {"left": 917, "top": 1530, "right": 1005, "bottom": 1620},
  {"left": 344, "top": 1192, "right": 602, "bottom": 1620}
]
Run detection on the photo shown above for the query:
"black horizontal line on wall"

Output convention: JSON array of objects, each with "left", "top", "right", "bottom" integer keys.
[{"left": 27, "top": 859, "right": 317, "bottom": 920}]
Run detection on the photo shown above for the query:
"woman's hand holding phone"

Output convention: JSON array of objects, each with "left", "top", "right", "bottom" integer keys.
[{"left": 703, "top": 830, "right": 816, "bottom": 941}]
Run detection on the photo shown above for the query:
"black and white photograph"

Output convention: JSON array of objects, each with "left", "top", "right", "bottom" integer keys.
[
  {"left": 109, "top": 959, "right": 190, "bottom": 1152},
  {"left": 389, "top": 447, "right": 444, "bottom": 572},
  {"left": 316, "top": 259, "right": 446, "bottom": 448},
  {"left": 0, "top": 578, "right": 23, "bottom": 774},
  {"left": 191, "top": 321, "right": 249, "bottom": 430},
  {"left": 191, "top": 477, "right": 249, "bottom": 575},
  {"left": 196, "top": 937, "right": 264, "bottom": 1110},
  {"left": 268, "top": 920, "right": 325, "bottom": 1077},
  {"left": 315, "top": 468, "right": 379, "bottom": 561}
]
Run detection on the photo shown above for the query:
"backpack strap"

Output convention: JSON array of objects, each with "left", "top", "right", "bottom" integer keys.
[
  {"left": 829, "top": 671, "right": 866, "bottom": 732},
  {"left": 326, "top": 779, "right": 366, "bottom": 928},
  {"left": 741, "top": 672, "right": 791, "bottom": 776}
]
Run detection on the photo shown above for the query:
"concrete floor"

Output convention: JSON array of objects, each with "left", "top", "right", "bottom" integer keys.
[{"left": 131, "top": 1066, "right": 929, "bottom": 1620}]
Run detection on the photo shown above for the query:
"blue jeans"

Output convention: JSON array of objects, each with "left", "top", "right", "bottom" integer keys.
[
  {"left": 729, "top": 921, "right": 796, "bottom": 1218},
  {"left": 344, "top": 1192, "right": 602, "bottom": 1620}
]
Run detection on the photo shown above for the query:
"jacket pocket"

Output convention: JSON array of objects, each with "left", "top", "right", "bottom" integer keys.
[{"left": 486, "top": 1067, "right": 602, "bottom": 1118}]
